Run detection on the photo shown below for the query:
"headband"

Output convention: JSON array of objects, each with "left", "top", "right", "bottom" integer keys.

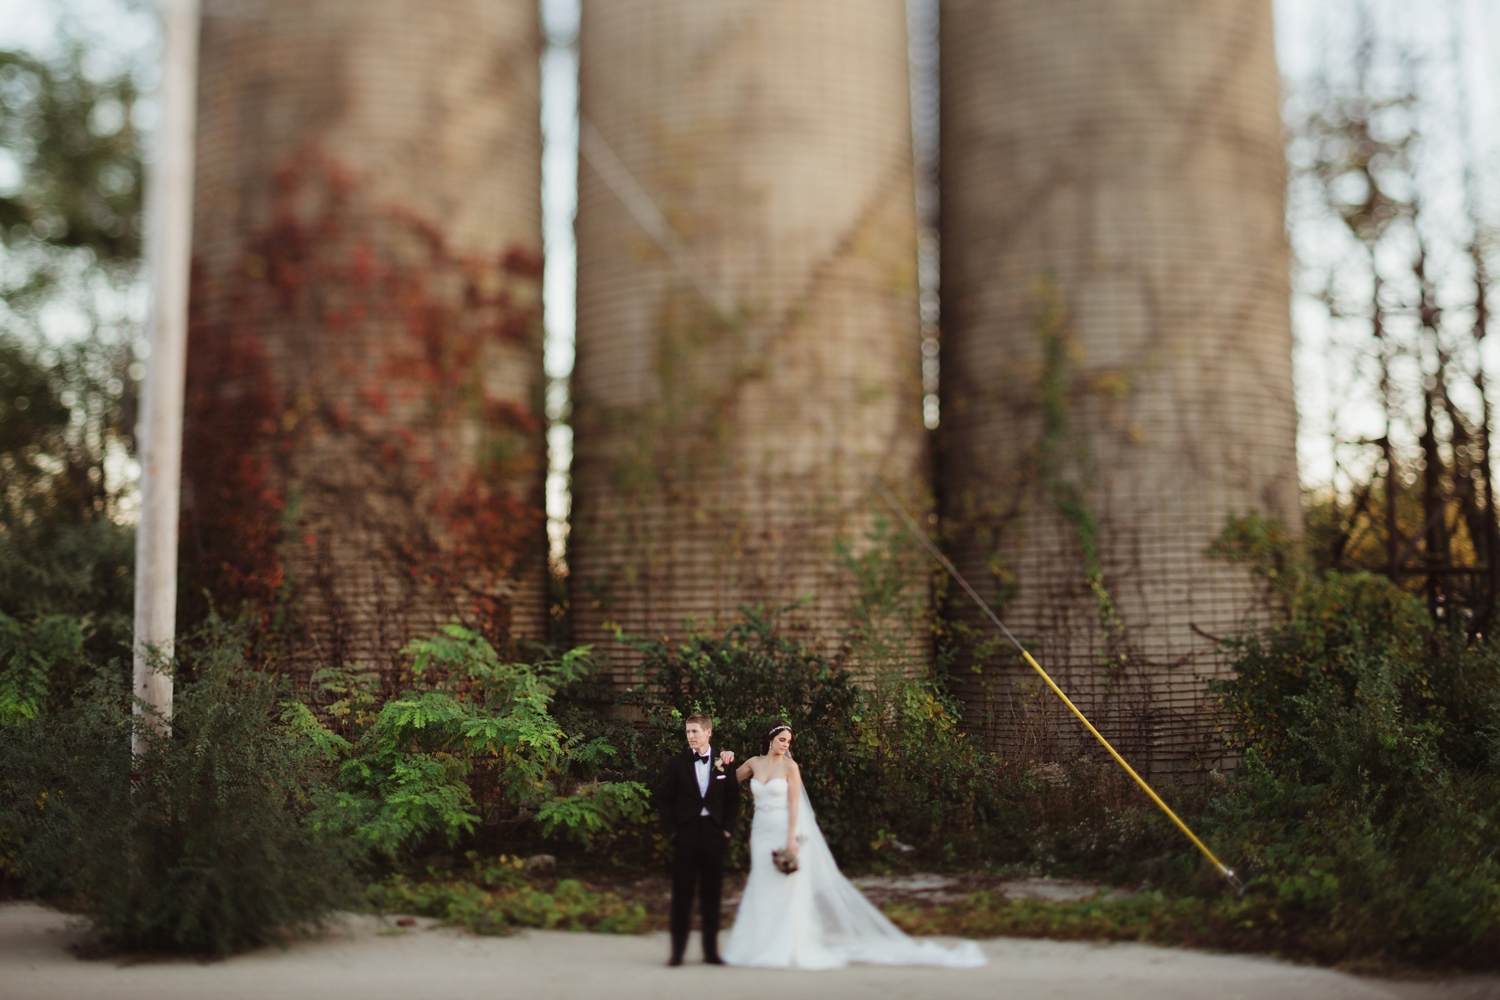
[{"left": 765, "top": 725, "right": 791, "bottom": 739}]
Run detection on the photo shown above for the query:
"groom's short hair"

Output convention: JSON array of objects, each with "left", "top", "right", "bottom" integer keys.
[{"left": 684, "top": 712, "right": 713, "bottom": 731}]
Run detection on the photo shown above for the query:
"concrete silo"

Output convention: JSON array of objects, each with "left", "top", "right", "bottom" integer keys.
[
  {"left": 938, "top": 0, "right": 1299, "bottom": 772},
  {"left": 570, "top": 0, "right": 929, "bottom": 685},
  {"left": 181, "top": 0, "right": 547, "bottom": 679}
]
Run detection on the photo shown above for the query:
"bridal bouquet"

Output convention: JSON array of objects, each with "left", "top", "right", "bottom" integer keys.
[{"left": 771, "top": 848, "right": 799, "bottom": 875}]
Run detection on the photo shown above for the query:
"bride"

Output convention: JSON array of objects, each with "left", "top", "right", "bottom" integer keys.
[{"left": 721, "top": 721, "right": 986, "bottom": 970}]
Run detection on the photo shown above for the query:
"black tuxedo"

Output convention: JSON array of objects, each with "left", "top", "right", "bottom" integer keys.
[
  {"left": 657, "top": 747, "right": 741, "bottom": 830},
  {"left": 653, "top": 747, "right": 741, "bottom": 962}
]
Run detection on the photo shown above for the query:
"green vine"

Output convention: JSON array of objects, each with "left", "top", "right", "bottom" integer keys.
[
  {"left": 1031, "top": 279, "right": 1126, "bottom": 657},
  {"left": 834, "top": 513, "right": 933, "bottom": 673}
]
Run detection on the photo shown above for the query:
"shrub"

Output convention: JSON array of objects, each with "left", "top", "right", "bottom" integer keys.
[
  {"left": 1197, "top": 568, "right": 1500, "bottom": 964},
  {"left": 289, "top": 625, "right": 652, "bottom": 861},
  {"left": 0, "top": 618, "right": 359, "bottom": 955},
  {"left": 621, "top": 609, "right": 864, "bottom": 833},
  {"left": 621, "top": 608, "right": 1001, "bottom": 865}
]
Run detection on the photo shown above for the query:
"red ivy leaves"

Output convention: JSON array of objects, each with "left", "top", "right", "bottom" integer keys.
[{"left": 182, "top": 147, "right": 545, "bottom": 666}]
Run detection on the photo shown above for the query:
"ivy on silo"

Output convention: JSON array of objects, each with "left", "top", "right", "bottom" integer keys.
[{"left": 181, "top": 149, "right": 546, "bottom": 679}]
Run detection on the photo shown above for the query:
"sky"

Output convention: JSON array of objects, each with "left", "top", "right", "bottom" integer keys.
[
  {"left": 1273, "top": 0, "right": 1500, "bottom": 491},
  {"left": 3, "top": 0, "right": 1498, "bottom": 507}
]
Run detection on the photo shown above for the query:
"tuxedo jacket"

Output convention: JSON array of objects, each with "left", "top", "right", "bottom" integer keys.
[{"left": 654, "top": 747, "right": 742, "bottom": 834}]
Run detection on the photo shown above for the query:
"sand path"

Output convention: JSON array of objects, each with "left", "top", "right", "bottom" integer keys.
[{"left": 4, "top": 903, "right": 1497, "bottom": 1000}]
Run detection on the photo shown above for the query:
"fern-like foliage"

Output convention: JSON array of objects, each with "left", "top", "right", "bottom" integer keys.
[
  {"left": 0, "top": 612, "right": 84, "bottom": 723},
  {"left": 287, "top": 626, "right": 648, "bottom": 858}
]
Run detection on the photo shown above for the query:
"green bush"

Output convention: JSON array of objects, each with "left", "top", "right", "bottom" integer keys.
[
  {"left": 1197, "top": 570, "right": 1500, "bottom": 963},
  {"left": 864, "top": 517, "right": 1500, "bottom": 967},
  {"left": 289, "top": 625, "right": 652, "bottom": 861},
  {"left": 621, "top": 608, "right": 1001, "bottom": 865},
  {"left": 0, "top": 618, "right": 358, "bottom": 955},
  {"left": 621, "top": 610, "right": 863, "bottom": 827}
]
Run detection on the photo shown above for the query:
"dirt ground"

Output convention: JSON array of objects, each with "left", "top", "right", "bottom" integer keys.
[{"left": 6, "top": 902, "right": 1500, "bottom": 1000}]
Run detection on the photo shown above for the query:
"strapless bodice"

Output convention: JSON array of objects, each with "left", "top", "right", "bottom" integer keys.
[{"left": 750, "top": 777, "right": 789, "bottom": 812}]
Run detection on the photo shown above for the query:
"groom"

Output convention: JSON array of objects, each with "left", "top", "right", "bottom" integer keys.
[{"left": 654, "top": 712, "right": 740, "bottom": 966}]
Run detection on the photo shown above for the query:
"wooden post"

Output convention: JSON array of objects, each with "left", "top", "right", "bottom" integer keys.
[{"left": 132, "top": 0, "right": 200, "bottom": 752}]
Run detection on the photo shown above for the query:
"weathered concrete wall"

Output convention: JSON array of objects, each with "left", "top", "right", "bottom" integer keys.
[
  {"left": 570, "top": 0, "right": 929, "bottom": 686},
  {"left": 182, "top": 0, "right": 547, "bottom": 681},
  {"left": 938, "top": 0, "right": 1299, "bottom": 773}
]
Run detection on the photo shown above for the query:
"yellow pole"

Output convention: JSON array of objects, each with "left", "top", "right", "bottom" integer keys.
[
  {"left": 857, "top": 467, "right": 1241, "bottom": 890},
  {"left": 1016, "top": 649, "right": 1237, "bottom": 884}
]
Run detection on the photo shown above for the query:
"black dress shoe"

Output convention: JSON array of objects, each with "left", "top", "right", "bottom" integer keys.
[
  {"left": 703, "top": 955, "right": 726, "bottom": 965},
  {"left": 668, "top": 954, "right": 684, "bottom": 967}
]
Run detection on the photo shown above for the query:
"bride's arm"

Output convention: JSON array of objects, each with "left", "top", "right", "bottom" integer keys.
[
  {"left": 734, "top": 756, "right": 756, "bottom": 782},
  {"left": 785, "top": 762, "right": 802, "bottom": 852}
]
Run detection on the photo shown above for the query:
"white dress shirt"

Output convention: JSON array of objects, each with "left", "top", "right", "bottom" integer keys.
[{"left": 694, "top": 748, "right": 711, "bottom": 816}]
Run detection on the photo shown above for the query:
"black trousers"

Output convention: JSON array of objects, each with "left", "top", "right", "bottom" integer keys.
[{"left": 670, "top": 816, "right": 727, "bottom": 959}]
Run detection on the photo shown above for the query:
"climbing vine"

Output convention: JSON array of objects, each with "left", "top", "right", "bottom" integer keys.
[
  {"left": 1031, "top": 279, "right": 1127, "bottom": 664},
  {"left": 181, "top": 149, "right": 546, "bottom": 680}
]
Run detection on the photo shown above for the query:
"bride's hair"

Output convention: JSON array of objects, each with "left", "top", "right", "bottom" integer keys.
[{"left": 761, "top": 720, "right": 793, "bottom": 758}]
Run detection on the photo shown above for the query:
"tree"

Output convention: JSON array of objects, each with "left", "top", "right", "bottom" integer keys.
[
  {"left": 1292, "top": 10, "right": 1499, "bottom": 631},
  {"left": 0, "top": 41, "right": 145, "bottom": 715}
]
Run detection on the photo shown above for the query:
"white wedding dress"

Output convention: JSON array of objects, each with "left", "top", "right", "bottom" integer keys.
[{"left": 722, "top": 776, "right": 986, "bottom": 970}]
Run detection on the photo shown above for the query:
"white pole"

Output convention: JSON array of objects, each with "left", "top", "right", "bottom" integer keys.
[{"left": 133, "top": 0, "right": 201, "bottom": 753}]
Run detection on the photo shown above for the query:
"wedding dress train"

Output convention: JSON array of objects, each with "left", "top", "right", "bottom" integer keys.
[{"left": 722, "top": 777, "right": 986, "bottom": 970}]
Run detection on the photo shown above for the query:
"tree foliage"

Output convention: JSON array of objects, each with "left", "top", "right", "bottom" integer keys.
[
  {"left": 0, "top": 46, "right": 143, "bottom": 261},
  {"left": 0, "top": 39, "right": 142, "bottom": 719},
  {"left": 0, "top": 333, "right": 137, "bottom": 714}
]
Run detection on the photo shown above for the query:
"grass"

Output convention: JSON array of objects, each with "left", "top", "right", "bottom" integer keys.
[
  {"left": 882, "top": 885, "right": 1500, "bottom": 972},
  {"left": 364, "top": 856, "right": 650, "bottom": 936}
]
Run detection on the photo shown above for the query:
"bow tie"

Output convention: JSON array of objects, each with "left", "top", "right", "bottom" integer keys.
[{"left": 696, "top": 753, "right": 711, "bottom": 762}]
